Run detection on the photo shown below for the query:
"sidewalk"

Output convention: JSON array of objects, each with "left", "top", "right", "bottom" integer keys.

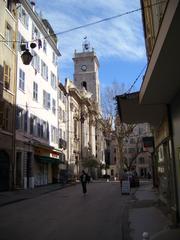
[
  {"left": 128, "top": 180, "right": 180, "bottom": 240},
  {"left": 0, "top": 182, "right": 76, "bottom": 207}
]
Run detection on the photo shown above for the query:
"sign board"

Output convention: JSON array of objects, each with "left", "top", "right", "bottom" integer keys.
[{"left": 121, "top": 180, "right": 130, "bottom": 194}]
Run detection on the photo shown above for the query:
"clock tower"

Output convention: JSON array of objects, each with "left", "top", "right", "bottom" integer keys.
[{"left": 73, "top": 39, "right": 100, "bottom": 105}]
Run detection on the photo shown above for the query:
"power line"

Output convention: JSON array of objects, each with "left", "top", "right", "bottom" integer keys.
[
  {"left": 43, "top": 0, "right": 167, "bottom": 40},
  {"left": 48, "top": 8, "right": 142, "bottom": 37},
  {"left": 0, "top": 0, "right": 166, "bottom": 44},
  {"left": 126, "top": 64, "right": 147, "bottom": 94}
]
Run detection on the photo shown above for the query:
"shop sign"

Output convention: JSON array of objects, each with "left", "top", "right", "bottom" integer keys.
[
  {"left": 50, "top": 153, "right": 59, "bottom": 159},
  {"left": 121, "top": 180, "right": 130, "bottom": 194}
]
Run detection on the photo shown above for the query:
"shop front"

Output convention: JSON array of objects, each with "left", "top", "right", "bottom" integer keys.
[{"left": 34, "top": 146, "right": 60, "bottom": 186}]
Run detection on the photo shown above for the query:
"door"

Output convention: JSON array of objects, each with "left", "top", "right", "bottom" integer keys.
[
  {"left": 16, "top": 152, "right": 22, "bottom": 188},
  {"left": 0, "top": 151, "right": 10, "bottom": 191}
]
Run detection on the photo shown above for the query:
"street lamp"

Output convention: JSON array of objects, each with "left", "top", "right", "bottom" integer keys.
[
  {"left": 20, "top": 42, "right": 36, "bottom": 65},
  {"left": 21, "top": 50, "right": 33, "bottom": 65}
]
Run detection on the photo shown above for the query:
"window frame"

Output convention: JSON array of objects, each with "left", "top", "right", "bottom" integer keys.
[
  {"left": 19, "top": 68, "right": 25, "bottom": 91},
  {"left": 3, "top": 62, "right": 11, "bottom": 90},
  {"left": 33, "top": 82, "right": 38, "bottom": 101}
]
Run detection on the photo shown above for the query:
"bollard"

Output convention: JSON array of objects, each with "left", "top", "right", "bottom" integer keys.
[{"left": 142, "top": 232, "right": 149, "bottom": 240}]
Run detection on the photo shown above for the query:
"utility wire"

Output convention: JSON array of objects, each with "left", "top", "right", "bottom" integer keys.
[
  {"left": 126, "top": 64, "right": 147, "bottom": 94},
  {"left": 0, "top": 0, "right": 166, "bottom": 44}
]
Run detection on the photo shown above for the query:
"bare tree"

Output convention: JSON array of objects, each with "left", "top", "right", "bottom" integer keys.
[{"left": 101, "top": 82, "right": 135, "bottom": 178}]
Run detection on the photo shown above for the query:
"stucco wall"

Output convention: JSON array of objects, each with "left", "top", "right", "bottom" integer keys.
[{"left": 170, "top": 90, "right": 180, "bottom": 220}]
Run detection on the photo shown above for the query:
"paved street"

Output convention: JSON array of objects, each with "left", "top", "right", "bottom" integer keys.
[{"left": 0, "top": 182, "right": 131, "bottom": 240}]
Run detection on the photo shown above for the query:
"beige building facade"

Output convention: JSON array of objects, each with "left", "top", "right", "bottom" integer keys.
[
  {"left": 64, "top": 79, "right": 98, "bottom": 179},
  {"left": 0, "top": 0, "right": 18, "bottom": 191}
]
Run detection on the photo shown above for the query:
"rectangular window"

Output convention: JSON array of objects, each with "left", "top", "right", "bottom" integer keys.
[
  {"left": 30, "top": 115, "right": 35, "bottom": 135},
  {"left": 37, "top": 118, "right": 41, "bottom": 137},
  {"left": 139, "top": 157, "right": 145, "bottom": 164},
  {"left": 41, "top": 60, "right": 48, "bottom": 80},
  {"left": 74, "top": 119, "right": 77, "bottom": 138},
  {"left": 52, "top": 99, "right": 56, "bottom": 114},
  {"left": 59, "top": 128, "right": 62, "bottom": 138},
  {"left": 51, "top": 125, "right": 57, "bottom": 143},
  {"left": 32, "top": 24, "right": 40, "bottom": 40},
  {"left": 33, "top": 82, "right": 38, "bottom": 101},
  {"left": 52, "top": 52, "right": 57, "bottom": 65},
  {"left": 19, "top": 69, "right": 25, "bottom": 91},
  {"left": 59, "top": 107, "right": 62, "bottom": 120},
  {"left": 47, "top": 122, "right": 49, "bottom": 140},
  {"left": 42, "top": 121, "right": 46, "bottom": 139},
  {"left": 24, "top": 111, "right": 28, "bottom": 132},
  {"left": 43, "top": 40, "right": 47, "bottom": 53},
  {"left": 130, "top": 138, "right": 135, "bottom": 144},
  {"left": 18, "top": 6, "right": 29, "bottom": 29},
  {"left": 17, "top": 32, "right": 28, "bottom": 52},
  {"left": 16, "top": 107, "right": 23, "bottom": 130},
  {"left": 128, "top": 148, "right": 136, "bottom": 154},
  {"left": 47, "top": 93, "right": 50, "bottom": 109},
  {"left": 63, "top": 110, "right": 66, "bottom": 122},
  {"left": 43, "top": 90, "right": 51, "bottom": 109},
  {"left": 31, "top": 50, "right": 40, "bottom": 73},
  {"left": 3, "top": 62, "right": 11, "bottom": 90},
  {"left": 59, "top": 90, "right": 62, "bottom": 100},
  {"left": 5, "top": 23, "right": 13, "bottom": 49},
  {"left": 51, "top": 72, "right": 56, "bottom": 89},
  {"left": 6, "top": 0, "right": 13, "bottom": 11}
]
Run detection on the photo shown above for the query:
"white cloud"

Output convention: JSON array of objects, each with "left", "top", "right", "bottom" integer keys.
[{"left": 36, "top": 0, "right": 146, "bottom": 80}]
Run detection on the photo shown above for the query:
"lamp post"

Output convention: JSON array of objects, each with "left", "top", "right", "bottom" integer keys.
[
  {"left": 20, "top": 42, "right": 36, "bottom": 65},
  {"left": 21, "top": 50, "right": 33, "bottom": 65}
]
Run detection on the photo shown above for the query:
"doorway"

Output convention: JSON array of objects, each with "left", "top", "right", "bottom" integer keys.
[{"left": 0, "top": 151, "right": 10, "bottom": 191}]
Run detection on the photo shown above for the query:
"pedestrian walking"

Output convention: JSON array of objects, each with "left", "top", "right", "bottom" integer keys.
[{"left": 80, "top": 170, "right": 88, "bottom": 195}]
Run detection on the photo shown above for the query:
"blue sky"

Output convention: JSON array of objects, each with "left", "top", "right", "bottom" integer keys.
[{"left": 36, "top": 0, "right": 147, "bottom": 93}]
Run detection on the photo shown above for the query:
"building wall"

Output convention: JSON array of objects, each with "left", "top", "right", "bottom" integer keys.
[
  {"left": 170, "top": 90, "right": 180, "bottom": 220},
  {"left": 15, "top": 0, "right": 60, "bottom": 188},
  {"left": 141, "top": 0, "right": 168, "bottom": 59},
  {"left": 0, "top": 0, "right": 17, "bottom": 190},
  {"left": 122, "top": 123, "right": 152, "bottom": 177}
]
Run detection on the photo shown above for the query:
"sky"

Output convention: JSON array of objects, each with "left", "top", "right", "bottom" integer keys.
[{"left": 35, "top": 0, "right": 147, "bottom": 94}]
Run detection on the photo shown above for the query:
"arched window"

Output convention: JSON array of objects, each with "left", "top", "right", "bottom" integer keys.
[{"left": 81, "top": 81, "right": 87, "bottom": 90}]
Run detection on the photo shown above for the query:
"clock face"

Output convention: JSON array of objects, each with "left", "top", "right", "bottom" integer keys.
[{"left": 81, "top": 65, "right": 87, "bottom": 71}]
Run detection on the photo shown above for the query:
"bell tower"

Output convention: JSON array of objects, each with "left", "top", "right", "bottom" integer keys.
[{"left": 73, "top": 38, "right": 101, "bottom": 106}]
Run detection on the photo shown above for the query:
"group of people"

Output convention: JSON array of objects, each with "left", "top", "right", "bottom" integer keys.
[{"left": 80, "top": 170, "right": 90, "bottom": 195}]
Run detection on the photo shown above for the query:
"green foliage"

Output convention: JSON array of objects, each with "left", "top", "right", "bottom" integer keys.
[{"left": 82, "top": 158, "right": 99, "bottom": 168}]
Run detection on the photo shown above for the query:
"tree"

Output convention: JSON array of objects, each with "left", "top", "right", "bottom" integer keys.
[
  {"left": 101, "top": 82, "right": 136, "bottom": 178},
  {"left": 82, "top": 154, "right": 99, "bottom": 178}
]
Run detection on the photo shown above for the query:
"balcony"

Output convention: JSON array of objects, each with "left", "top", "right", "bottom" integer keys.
[{"left": 59, "top": 138, "right": 67, "bottom": 149}]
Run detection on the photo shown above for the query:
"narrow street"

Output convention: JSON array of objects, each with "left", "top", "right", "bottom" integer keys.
[{"left": 0, "top": 182, "right": 131, "bottom": 240}]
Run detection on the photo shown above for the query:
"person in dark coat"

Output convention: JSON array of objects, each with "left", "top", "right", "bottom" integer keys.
[{"left": 80, "top": 170, "right": 88, "bottom": 195}]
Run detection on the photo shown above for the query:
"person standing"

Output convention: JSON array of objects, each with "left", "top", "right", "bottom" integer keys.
[{"left": 80, "top": 170, "right": 88, "bottom": 195}]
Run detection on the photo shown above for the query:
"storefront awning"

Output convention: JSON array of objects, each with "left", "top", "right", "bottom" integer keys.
[
  {"left": 35, "top": 155, "right": 61, "bottom": 164},
  {"left": 116, "top": 92, "right": 167, "bottom": 127}
]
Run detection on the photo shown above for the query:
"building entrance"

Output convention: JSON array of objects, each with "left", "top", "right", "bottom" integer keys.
[{"left": 0, "top": 151, "right": 10, "bottom": 191}]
